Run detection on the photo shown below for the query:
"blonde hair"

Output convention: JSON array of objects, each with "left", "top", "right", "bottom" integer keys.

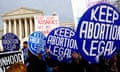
[{"left": 6, "top": 62, "right": 27, "bottom": 72}]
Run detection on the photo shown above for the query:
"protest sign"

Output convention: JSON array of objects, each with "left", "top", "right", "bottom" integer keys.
[
  {"left": 76, "top": 3, "right": 120, "bottom": 63},
  {"left": 2, "top": 33, "right": 20, "bottom": 51},
  {"left": 34, "top": 16, "right": 59, "bottom": 36},
  {"left": 46, "top": 27, "right": 78, "bottom": 62},
  {"left": 0, "top": 51, "right": 24, "bottom": 72},
  {"left": 28, "top": 31, "right": 46, "bottom": 56}
]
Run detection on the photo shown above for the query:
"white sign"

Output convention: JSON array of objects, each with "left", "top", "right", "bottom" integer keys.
[
  {"left": 71, "top": 0, "right": 109, "bottom": 29},
  {"left": 34, "top": 16, "right": 59, "bottom": 36}
]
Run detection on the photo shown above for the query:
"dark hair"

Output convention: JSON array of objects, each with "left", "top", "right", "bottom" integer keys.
[{"left": 23, "top": 41, "right": 27, "bottom": 44}]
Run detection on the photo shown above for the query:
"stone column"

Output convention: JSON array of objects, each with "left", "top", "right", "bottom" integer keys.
[
  {"left": 24, "top": 18, "right": 28, "bottom": 37},
  {"left": 14, "top": 19, "right": 17, "bottom": 35},
  {"left": 3, "top": 20, "right": 7, "bottom": 34},
  {"left": 30, "top": 17, "right": 33, "bottom": 34},
  {"left": 19, "top": 19, "right": 22, "bottom": 40},
  {"left": 8, "top": 20, "right": 11, "bottom": 32}
]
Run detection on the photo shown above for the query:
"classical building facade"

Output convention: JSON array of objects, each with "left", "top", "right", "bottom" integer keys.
[
  {"left": 2, "top": 7, "right": 43, "bottom": 40},
  {"left": 60, "top": 22, "right": 75, "bottom": 29},
  {"left": 0, "top": 7, "right": 75, "bottom": 50}
]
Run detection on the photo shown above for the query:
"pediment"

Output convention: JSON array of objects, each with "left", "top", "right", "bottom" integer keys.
[{"left": 2, "top": 7, "right": 43, "bottom": 16}]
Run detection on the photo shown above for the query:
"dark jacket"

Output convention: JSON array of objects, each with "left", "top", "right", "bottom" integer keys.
[{"left": 27, "top": 55, "right": 46, "bottom": 72}]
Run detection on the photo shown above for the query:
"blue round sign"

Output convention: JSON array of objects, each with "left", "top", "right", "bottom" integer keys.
[
  {"left": 46, "top": 27, "right": 78, "bottom": 62},
  {"left": 28, "top": 31, "right": 46, "bottom": 56},
  {"left": 76, "top": 3, "right": 120, "bottom": 63},
  {"left": 2, "top": 33, "right": 20, "bottom": 51}
]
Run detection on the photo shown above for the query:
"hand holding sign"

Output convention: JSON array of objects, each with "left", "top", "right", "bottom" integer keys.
[
  {"left": 46, "top": 27, "right": 78, "bottom": 62},
  {"left": 76, "top": 3, "right": 120, "bottom": 63}
]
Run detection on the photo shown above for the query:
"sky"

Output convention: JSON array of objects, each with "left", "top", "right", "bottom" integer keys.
[
  {"left": 0, "top": 0, "right": 74, "bottom": 28},
  {"left": 0, "top": 0, "right": 118, "bottom": 29}
]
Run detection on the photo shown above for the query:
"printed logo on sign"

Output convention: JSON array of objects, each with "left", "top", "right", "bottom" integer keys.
[
  {"left": 28, "top": 31, "right": 46, "bottom": 56},
  {"left": 76, "top": 3, "right": 120, "bottom": 63},
  {"left": 2, "top": 33, "right": 20, "bottom": 51},
  {"left": 47, "top": 27, "right": 78, "bottom": 62}
]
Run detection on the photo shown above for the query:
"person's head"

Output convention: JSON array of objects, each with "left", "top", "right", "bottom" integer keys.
[
  {"left": 6, "top": 62, "right": 27, "bottom": 72},
  {"left": 38, "top": 53, "right": 42, "bottom": 60},
  {"left": 72, "top": 52, "right": 81, "bottom": 59},
  {"left": 45, "top": 48, "right": 50, "bottom": 54},
  {"left": 23, "top": 41, "right": 28, "bottom": 48}
]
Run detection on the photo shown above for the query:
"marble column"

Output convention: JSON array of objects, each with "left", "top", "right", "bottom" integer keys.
[
  {"left": 8, "top": 20, "right": 11, "bottom": 32},
  {"left": 30, "top": 17, "right": 33, "bottom": 34},
  {"left": 14, "top": 19, "right": 17, "bottom": 35},
  {"left": 19, "top": 19, "right": 22, "bottom": 40},
  {"left": 3, "top": 20, "right": 7, "bottom": 34},
  {"left": 24, "top": 18, "right": 28, "bottom": 37}
]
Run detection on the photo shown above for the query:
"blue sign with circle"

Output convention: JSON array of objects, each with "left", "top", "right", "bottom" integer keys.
[
  {"left": 76, "top": 3, "right": 120, "bottom": 63},
  {"left": 2, "top": 33, "right": 20, "bottom": 51},
  {"left": 28, "top": 31, "right": 46, "bottom": 56},
  {"left": 46, "top": 27, "right": 78, "bottom": 62}
]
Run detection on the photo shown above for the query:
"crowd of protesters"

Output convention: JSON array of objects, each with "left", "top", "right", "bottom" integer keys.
[{"left": 6, "top": 41, "right": 120, "bottom": 72}]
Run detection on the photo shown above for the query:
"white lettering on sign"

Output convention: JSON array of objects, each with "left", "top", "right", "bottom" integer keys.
[
  {"left": 0, "top": 53, "right": 23, "bottom": 67},
  {"left": 91, "top": 5, "right": 119, "bottom": 23},
  {"left": 48, "top": 35, "right": 77, "bottom": 61},
  {"left": 29, "top": 37, "right": 44, "bottom": 44},
  {"left": 47, "top": 28, "right": 78, "bottom": 61},
  {"left": 80, "top": 21, "right": 120, "bottom": 56},
  {"left": 49, "top": 45, "right": 71, "bottom": 61},
  {"left": 82, "top": 40, "right": 116, "bottom": 56},
  {"left": 47, "top": 35, "right": 78, "bottom": 49},
  {"left": 80, "top": 21, "right": 120, "bottom": 40},
  {"left": 54, "top": 28, "right": 75, "bottom": 38},
  {"left": 79, "top": 4, "right": 120, "bottom": 62},
  {"left": 2, "top": 39, "right": 19, "bottom": 44}
]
